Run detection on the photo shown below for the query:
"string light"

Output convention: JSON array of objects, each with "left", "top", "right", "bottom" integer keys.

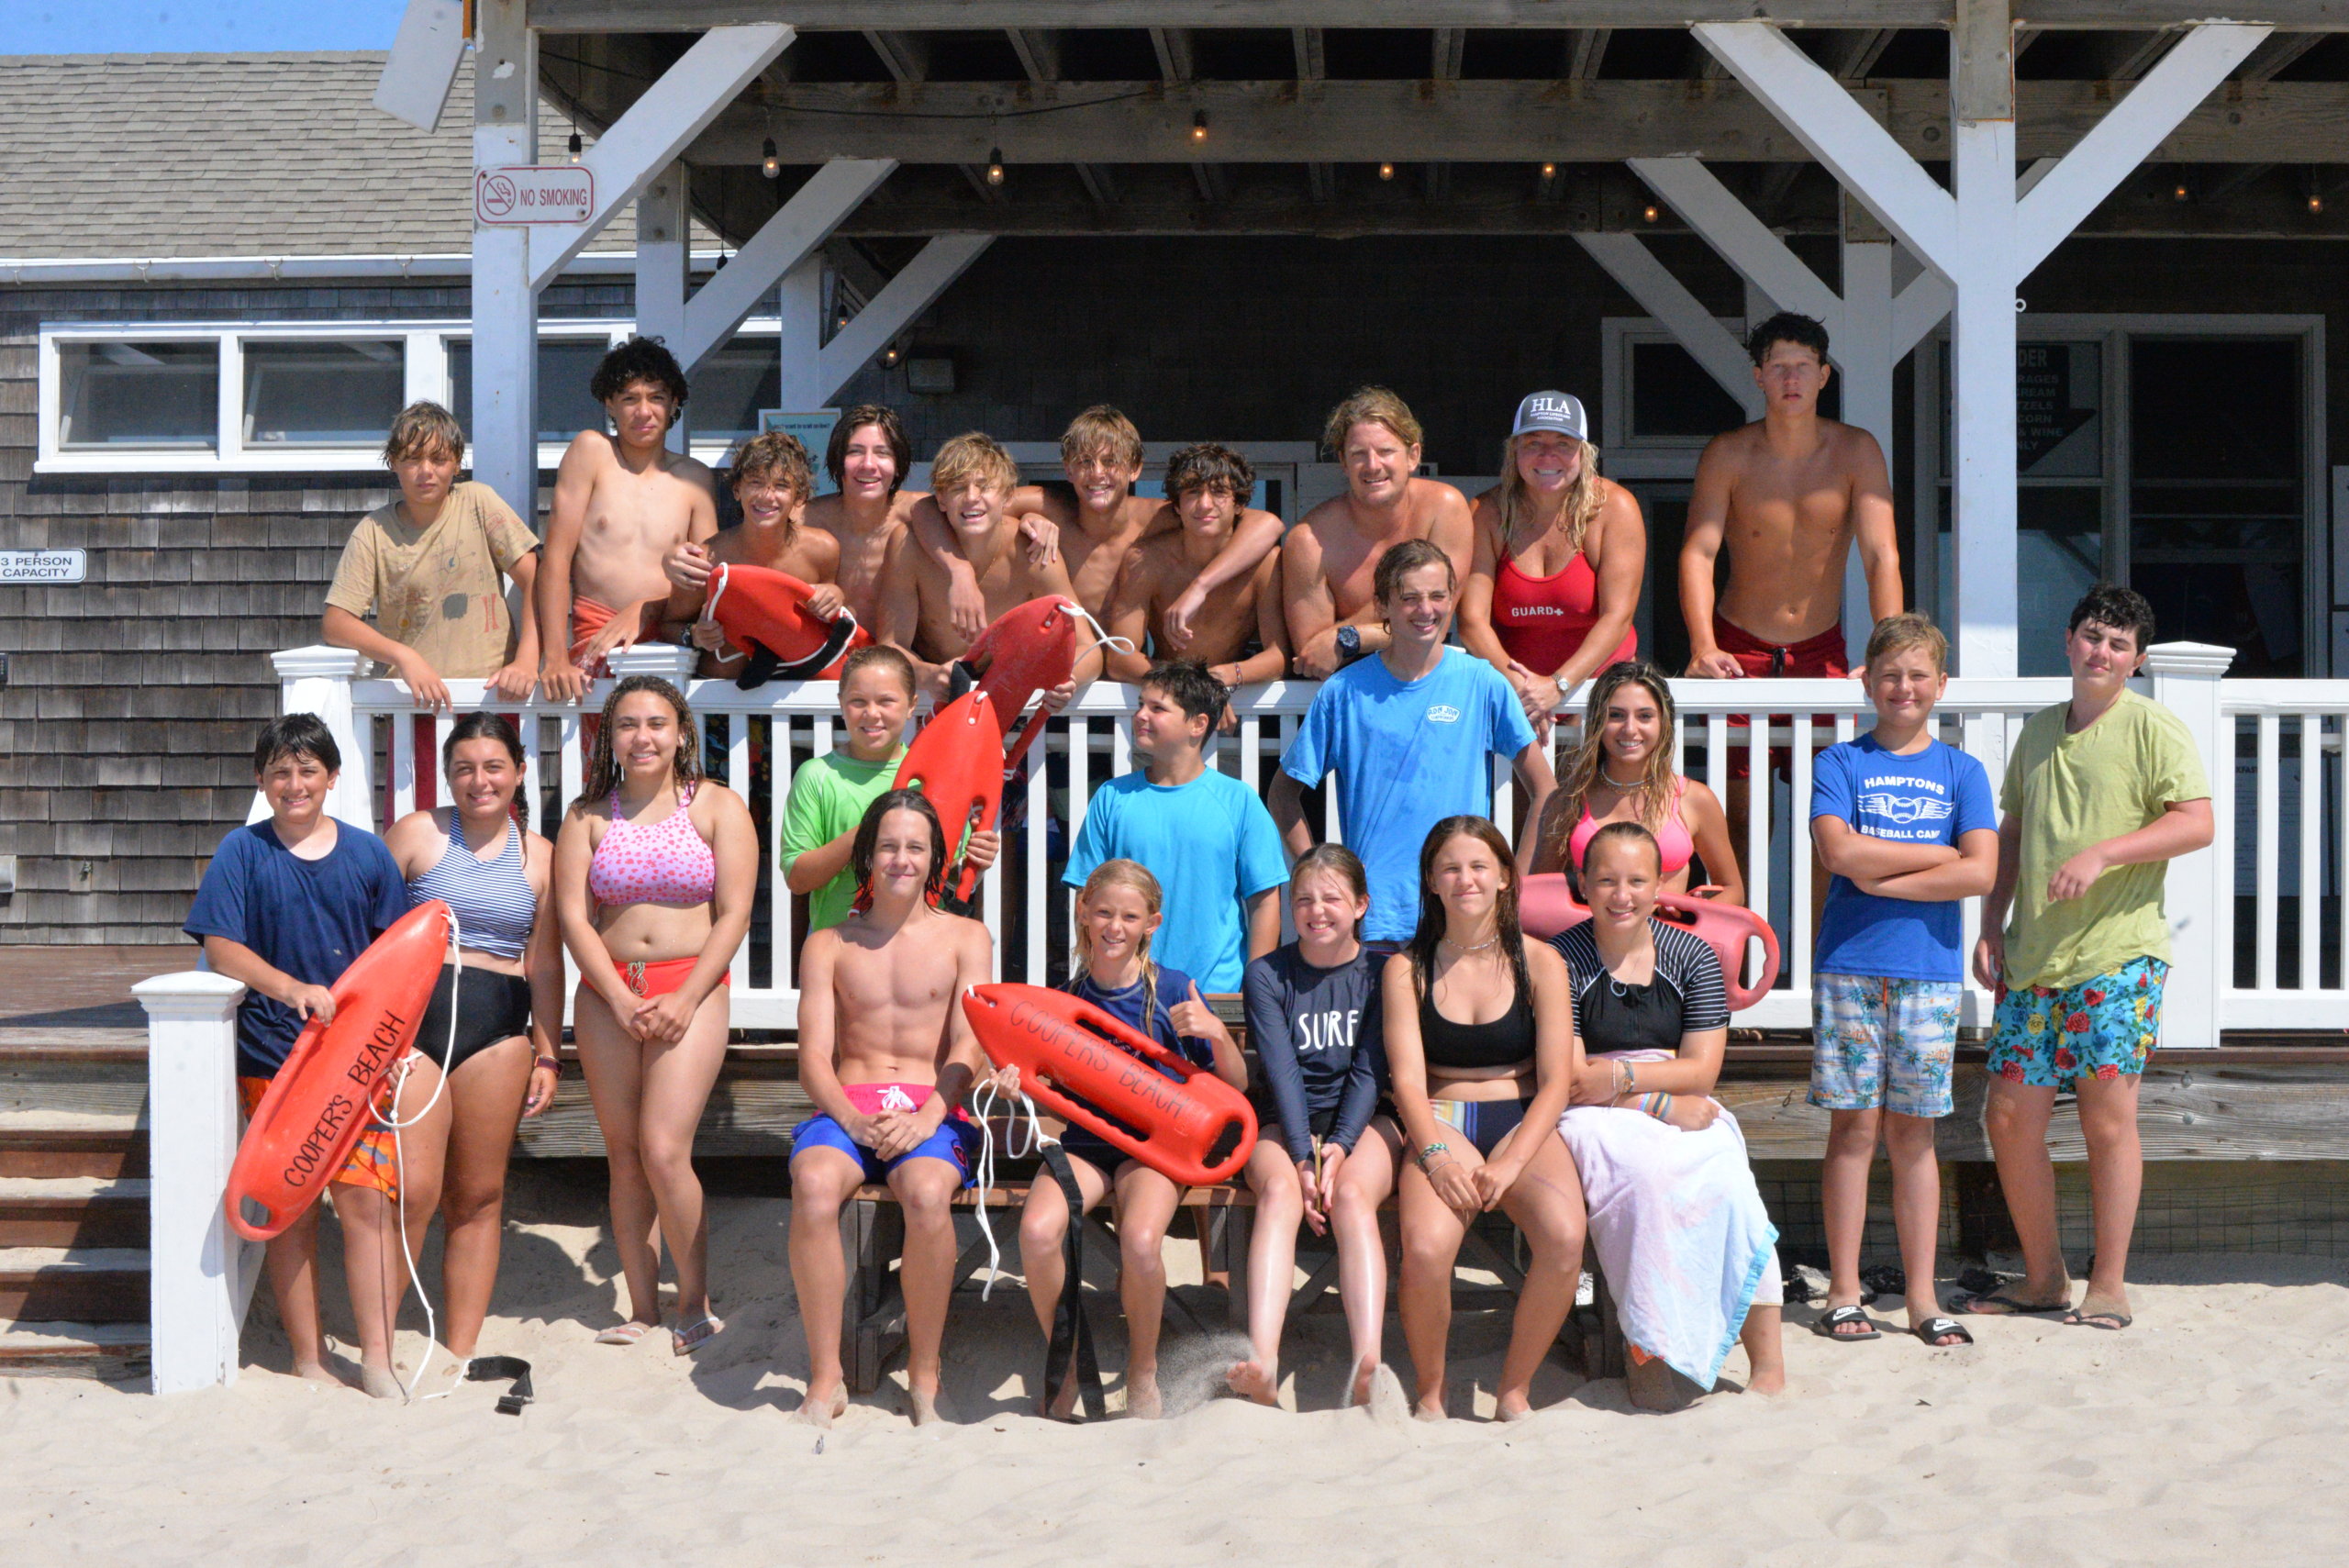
[
  {"left": 1191, "top": 110, "right": 1208, "bottom": 143},
  {"left": 1540, "top": 161, "right": 1557, "bottom": 180},
  {"left": 2310, "top": 192, "right": 2326, "bottom": 215},
  {"left": 884, "top": 344, "right": 903, "bottom": 366},
  {"left": 2172, "top": 181, "right": 2190, "bottom": 203},
  {"left": 566, "top": 128, "right": 583, "bottom": 161},
  {"left": 1642, "top": 204, "right": 1661, "bottom": 223},
  {"left": 986, "top": 145, "right": 1006, "bottom": 185},
  {"left": 761, "top": 137, "right": 780, "bottom": 180},
  {"left": 1377, "top": 161, "right": 1395, "bottom": 182}
]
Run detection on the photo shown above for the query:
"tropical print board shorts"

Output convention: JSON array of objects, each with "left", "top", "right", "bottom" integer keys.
[
  {"left": 1809, "top": 973, "right": 1963, "bottom": 1118},
  {"left": 1986, "top": 955, "right": 2167, "bottom": 1091}
]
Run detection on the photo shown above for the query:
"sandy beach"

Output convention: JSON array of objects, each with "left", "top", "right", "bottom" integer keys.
[{"left": 6, "top": 1165, "right": 2348, "bottom": 1567}]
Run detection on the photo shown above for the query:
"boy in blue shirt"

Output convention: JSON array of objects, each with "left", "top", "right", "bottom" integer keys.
[
  {"left": 1272, "top": 538, "right": 1554, "bottom": 946},
  {"left": 185, "top": 715, "right": 408, "bottom": 1392},
  {"left": 1063, "top": 661, "right": 1287, "bottom": 992},
  {"left": 1809, "top": 615, "right": 1998, "bottom": 1347}
]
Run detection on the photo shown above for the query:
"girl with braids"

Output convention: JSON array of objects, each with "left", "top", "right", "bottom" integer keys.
[
  {"left": 1002, "top": 859, "right": 1246, "bottom": 1418},
  {"left": 1532, "top": 659, "right": 1745, "bottom": 907},
  {"left": 1379, "top": 816, "right": 1585, "bottom": 1421},
  {"left": 1457, "top": 393, "right": 1645, "bottom": 730},
  {"left": 554, "top": 675, "right": 757, "bottom": 1355}
]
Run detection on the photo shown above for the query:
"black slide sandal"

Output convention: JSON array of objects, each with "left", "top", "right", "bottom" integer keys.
[
  {"left": 1810, "top": 1305, "right": 1880, "bottom": 1341},
  {"left": 1911, "top": 1318, "right": 1974, "bottom": 1347}
]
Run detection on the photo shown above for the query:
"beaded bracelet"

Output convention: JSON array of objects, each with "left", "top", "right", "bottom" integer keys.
[{"left": 1638, "top": 1091, "right": 1673, "bottom": 1121}]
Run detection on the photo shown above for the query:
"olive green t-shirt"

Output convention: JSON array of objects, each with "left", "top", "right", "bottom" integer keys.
[
  {"left": 779, "top": 746, "right": 906, "bottom": 931},
  {"left": 1998, "top": 688, "right": 2210, "bottom": 990},
  {"left": 325, "top": 481, "right": 538, "bottom": 680}
]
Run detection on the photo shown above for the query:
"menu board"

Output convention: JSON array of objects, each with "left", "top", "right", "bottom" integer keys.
[{"left": 2017, "top": 342, "right": 2102, "bottom": 478}]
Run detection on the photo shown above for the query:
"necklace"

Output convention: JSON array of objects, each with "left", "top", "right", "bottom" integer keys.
[
  {"left": 1442, "top": 931, "right": 1501, "bottom": 954},
  {"left": 1599, "top": 764, "right": 1644, "bottom": 789}
]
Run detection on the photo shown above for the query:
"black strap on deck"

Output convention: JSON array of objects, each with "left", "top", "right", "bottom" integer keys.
[
  {"left": 465, "top": 1354, "right": 535, "bottom": 1416},
  {"left": 1037, "top": 1141, "right": 1107, "bottom": 1422}
]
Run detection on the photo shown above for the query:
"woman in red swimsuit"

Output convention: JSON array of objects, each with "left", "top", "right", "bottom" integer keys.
[
  {"left": 1458, "top": 392, "right": 1646, "bottom": 731},
  {"left": 1531, "top": 662, "right": 1745, "bottom": 907}
]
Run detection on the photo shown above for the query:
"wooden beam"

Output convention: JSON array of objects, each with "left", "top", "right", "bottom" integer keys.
[
  {"left": 863, "top": 29, "right": 930, "bottom": 84},
  {"left": 1568, "top": 28, "right": 1610, "bottom": 79},
  {"left": 1151, "top": 26, "right": 1196, "bottom": 82},
  {"left": 1431, "top": 28, "right": 1466, "bottom": 79},
  {"left": 1007, "top": 27, "right": 1063, "bottom": 82},
  {"left": 531, "top": 1, "right": 2349, "bottom": 32},
  {"left": 696, "top": 79, "right": 2349, "bottom": 166},
  {"left": 2239, "top": 30, "right": 2323, "bottom": 78},
  {"left": 1293, "top": 26, "right": 1324, "bottom": 80},
  {"left": 1831, "top": 27, "right": 1896, "bottom": 78}
]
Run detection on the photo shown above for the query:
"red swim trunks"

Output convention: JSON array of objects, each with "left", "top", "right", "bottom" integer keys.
[{"left": 1714, "top": 614, "right": 1849, "bottom": 781}]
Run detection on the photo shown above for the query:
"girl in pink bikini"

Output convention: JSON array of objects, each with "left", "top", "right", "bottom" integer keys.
[
  {"left": 554, "top": 675, "right": 757, "bottom": 1355},
  {"left": 1458, "top": 392, "right": 1647, "bottom": 733},
  {"left": 1532, "top": 662, "right": 1745, "bottom": 908}
]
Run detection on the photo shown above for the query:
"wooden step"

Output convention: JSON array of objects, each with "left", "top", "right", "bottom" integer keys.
[
  {"left": 0, "top": 1320, "right": 150, "bottom": 1381},
  {"left": 0, "top": 1178, "right": 150, "bottom": 1249},
  {"left": 0, "top": 1112, "right": 149, "bottom": 1179},
  {"left": 0, "top": 1248, "right": 149, "bottom": 1323}
]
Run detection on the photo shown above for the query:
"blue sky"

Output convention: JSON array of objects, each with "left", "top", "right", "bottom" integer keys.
[{"left": 3, "top": 1, "right": 407, "bottom": 54}]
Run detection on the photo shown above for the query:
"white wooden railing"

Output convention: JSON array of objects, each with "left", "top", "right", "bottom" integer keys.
[{"left": 259, "top": 638, "right": 2336, "bottom": 1049}]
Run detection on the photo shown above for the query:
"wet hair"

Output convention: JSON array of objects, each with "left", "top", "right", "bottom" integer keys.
[
  {"left": 254, "top": 713, "right": 340, "bottom": 776},
  {"left": 2067, "top": 582, "right": 2157, "bottom": 651},
  {"left": 727, "top": 430, "right": 816, "bottom": 509},
  {"left": 1550, "top": 660, "right": 1679, "bottom": 867},
  {"left": 1141, "top": 660, "right": 1229, "bottom": 732},
  {"left": 1496, "top": 428, "right": 1604, "bottom": 560},
  {"left": 827, "top": 405, "right": 911, "bottom": 495},
  {"left": 383, "top": 400, "right": 464, "bottom": 467},
  {"left": 930, "top": 431, "right": 1019, "bottom": 495},
  {"left": 1406, "top": 816, "right": 1530, "bottom": 1014},
  {"left": 1865, "top": 612, "right": 1950, "bottom": 674},
  {"left": 849, "top": 787, "right": 948, "bottom": 911},
  {"left": 1290, "top": 843, "right": 1370, "bottom": 940},
  {"left": 1163, "top": 442, "right": 1254, "bottom": 506},
  {"left": 1747, "top": 311, "right": 1831, "bottom": 367},
  {"left": 838, "top": 643, "right": 917, "bottom": 699},
  {"left": 442, "top": 710, "right": 525, "bottom": 773},
  {"left": 590, "top": 335, "right": 688, "bottom": 408},
  {"left": 1322, "top": 385, "right": 1423, "bottom": 457},
  {"left": 1060, "top": 406, "right": 1143, "bottom": 472},
  {"left": 1071, "top": 858, "right": 1165, "bottom": 1023},
  {"left": 1583, "top": 819, "right": 1664, "bottom": 880},
  {"left": 578, "top": 675, "right": 701, "bottom": 807},
  {"left": 1373, "top": 536, "right": 1456, "bottom": 605}
]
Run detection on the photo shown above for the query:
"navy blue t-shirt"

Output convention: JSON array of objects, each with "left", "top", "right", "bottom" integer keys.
[
  {"left": 1056, "top": 964, "right": 1213, "bottom": 1173},
  {"left": 184, "top": 818, "right": 409, "bottom": 1076},
  {"left": 1810, "top": 735, "right": 1997, "bottom": 982}
]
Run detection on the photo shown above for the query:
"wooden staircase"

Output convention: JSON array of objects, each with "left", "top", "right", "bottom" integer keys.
[{"left": 0, "top": 1033, "right": 152, "bottom": 1380}]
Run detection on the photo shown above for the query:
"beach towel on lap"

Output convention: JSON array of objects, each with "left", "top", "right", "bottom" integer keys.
[{"left": 1560, "top": 1060, "right": 1778, "bottom": 1390}]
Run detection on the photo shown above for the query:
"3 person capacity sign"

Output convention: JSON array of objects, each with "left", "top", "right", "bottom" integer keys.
[{"left": 474, "top": 165, "right": 594, "bottom": 226}]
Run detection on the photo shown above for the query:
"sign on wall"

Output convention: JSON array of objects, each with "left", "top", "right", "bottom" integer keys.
[
  {"left": 474, "top": 166, "right": 595, "bottom": 226},
  {"left": 761, "top": 409, "right": 844, "bottom": 495},
  {"left": 0, "top": 549, "right": 85, "bottom": 583}
]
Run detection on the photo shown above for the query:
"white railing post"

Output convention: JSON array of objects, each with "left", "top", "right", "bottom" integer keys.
[
  {"left": 252, "top": 646, "right": 371, "bottom": 827},
  {"left": 2145, "top": 641, "right": 2237, "bottom": 1050},
  {"left": 132, "top": 971, "right": 255, "bottom": 1394}
]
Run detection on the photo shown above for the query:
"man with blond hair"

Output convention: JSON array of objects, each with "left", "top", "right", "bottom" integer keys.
[{"left": 1284, "top": 387, "right": 1475, "bottom": 678}]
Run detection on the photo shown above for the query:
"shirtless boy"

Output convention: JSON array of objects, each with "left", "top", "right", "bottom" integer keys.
[
  {"left": 786, "top": 789, "right": 992, "bottom": 1427},
  {"left": 874, "top": 431, "right": 1104, "bottom": 700},
  {"left": 657, "top": 430, "right": 844, "bottom": 679},
  {"left": 1285, "top": 387, "right": 1476, "bottom": 678},
  {"left": 1102, "top": 442, "right": 1287, "bottom": 690},
  {"left": 537, "top": 338, "right": 718, "bottom": 702},
  {"left": 1679, "top": 313, "right": 1900, "bottom": 684}
]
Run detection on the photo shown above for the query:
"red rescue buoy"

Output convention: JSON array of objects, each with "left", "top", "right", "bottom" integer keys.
[
  {"left": 961, "top": 595, "right": 1080, "bottom": 773},
  {"left": 963, "top": 984, "right": 1255, "bottom": 1188},
  {"left": 703, "top": 562, "right": 869, "bottom": 684},
  {"left": 1519, "top": 873, "right": 1783, "bottom": 1013},
  {"left": 893, "top": 690, "right": 1004, "bottom": 903},
  {"left": 224, "top": 900, "right": 451, "bottom": 1240}
]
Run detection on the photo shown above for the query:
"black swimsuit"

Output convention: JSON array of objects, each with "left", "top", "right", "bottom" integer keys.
[{"left": 1419, "top": 975, "right": 1537, "bottom": 1157}]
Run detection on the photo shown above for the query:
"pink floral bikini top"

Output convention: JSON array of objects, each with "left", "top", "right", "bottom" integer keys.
[{"left": 587, "top": 784, "right": 717, "bottom": 906}]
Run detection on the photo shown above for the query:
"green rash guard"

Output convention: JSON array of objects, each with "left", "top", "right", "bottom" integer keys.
[{"left": 778, "top": 746, "right": 905, "bottom": 930}]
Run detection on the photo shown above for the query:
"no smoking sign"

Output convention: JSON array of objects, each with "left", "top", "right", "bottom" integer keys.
[{"left": 475, "top": 165, "right": 595, "bottom": 226}]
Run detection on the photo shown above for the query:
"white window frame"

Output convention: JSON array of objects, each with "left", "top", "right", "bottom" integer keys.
[
  {"left": 1599, "top": 315, "right": 1746, "bottom": 481},
  {"left": 35, "top": 317, "right": 783, "bottom": 476}
]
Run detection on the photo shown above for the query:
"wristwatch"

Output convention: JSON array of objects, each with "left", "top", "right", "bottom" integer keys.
[{"left": 1335, "top": 625, "right": 1363, "bottom": 662}]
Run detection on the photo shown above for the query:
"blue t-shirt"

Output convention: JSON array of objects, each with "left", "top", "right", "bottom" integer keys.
[
  {"left": 1058, "top": 964, "right": 1214, "bottom": 1172},
  {"left": 1063, "top": 767, "right": 1288, "bottom": 993},
  {"left": 184, "top": 818, "right": 409, "bottom": 1077},
  {"left": 1810, "top": 735, "right": 1998, "bottom": 982},
  {"left": 1281, "top": 647, "right": 1536, "bottom": 944}
]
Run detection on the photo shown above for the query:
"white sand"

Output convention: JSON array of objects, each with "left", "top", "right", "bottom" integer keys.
[{"left": 7, "top": 1167, "right": 2349, "bottom": 1566}]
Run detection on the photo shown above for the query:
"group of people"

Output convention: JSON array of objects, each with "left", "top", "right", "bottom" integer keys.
[{"left": 184, "top": 312, "right": 2213, "bottom": 1418}]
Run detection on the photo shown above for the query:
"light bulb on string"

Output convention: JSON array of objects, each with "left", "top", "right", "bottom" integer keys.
[
  {"left": 1192, "top": 111, "right": 1208, "bottom": 143},
  {"left": 1377, "top": 161, "right": 1395, "bottom": 182},
  {"left": 762, "top": 138, "right": 780, "bottom": 180},
  {"left": 986, "top": 146, "right": 1006, "bottom": 186}
]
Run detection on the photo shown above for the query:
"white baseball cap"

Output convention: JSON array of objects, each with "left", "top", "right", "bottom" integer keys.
[{"left": 1511, "top": 391, "right": 1588, "bottom": 442}]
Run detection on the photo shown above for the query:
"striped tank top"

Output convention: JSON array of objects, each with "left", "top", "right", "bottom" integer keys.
[{"left": 408, "top": 816, "right": 536, "bottom": 960}]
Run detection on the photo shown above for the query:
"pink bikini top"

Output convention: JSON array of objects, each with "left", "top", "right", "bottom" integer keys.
[
  {"left": 1569, "top": 776, "right": 1695, "bottom": 876},
  {"left": 587, "top": 784, "right": 717, "bottom": 906}
]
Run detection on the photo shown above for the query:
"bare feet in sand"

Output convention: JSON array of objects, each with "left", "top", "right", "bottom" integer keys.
[
  {"left": 1411, "top": 1386, "right": 1448, "bottom": 1422},
  {"left": 292, "top": 1359, "right": 348, "bottom": 1390},
  {"left": 907, "top": 1385, "right": 950, "bottom": 1426},
  {"left": 1495, "top": 1390, "right": 1535, "bottom": 1422},
  {"left": 1125, "top": 1375, "right": 1163, "bottom": 1420},
  {"left": 1742, "top": 1366, "right": 1787, "bottom": 1396},
  {"left": 1225, "top": 1357, "right": 1279, "bottom": 1407},
  {"left": 359, "top": 1362, "right": 404, "bottom": 1400},
  {"left": 796, "top": 1382, "right": 849, "bottom": 1429},
  {"left": 1345, "top": 1355, "right": 1379, "bottom": 1409}
]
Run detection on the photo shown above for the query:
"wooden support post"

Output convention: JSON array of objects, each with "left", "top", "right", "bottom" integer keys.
[
  {"left": 774, "top": 254, "right": 828, "bottom": 413},
  {"left": 676, "top": 158, "right": 897, "bottom": 373},
  {"left": 136, "top": 972, "right": 256, "bottom": 1394},
  {"left": 636, "top": 161, "right": 691, "bottom": 452},
  {"left": 250, "top": 647, "right": 368, "bottom": 827},
  {"left": 472, "top": 0, "right": 539, "bottom": 522},
  {"left": 2145, "top": 640, "right": 2238, "bottom": 1050}
]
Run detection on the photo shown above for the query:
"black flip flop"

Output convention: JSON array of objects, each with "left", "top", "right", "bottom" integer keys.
[
  {"left": 1810, "top": 1305, "right": 1880, "bottom": 1341},
  {"left": 1952, "top": 1289, "right": 2069, "bottom": 1318},
  {"left": 2063, "top": 1308, "right": 2132, "bottom": 1331},
  {"left": 1911, "top": 1317, "right": 1974, "bottom": 1347}
]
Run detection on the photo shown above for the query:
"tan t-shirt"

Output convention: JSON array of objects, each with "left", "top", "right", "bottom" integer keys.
[
  {"left": 325, "top": 481, "right": 539, "bottom": 680},
  {"left": 1998, "top": 688, "right": 2211, "bottom": 990}
]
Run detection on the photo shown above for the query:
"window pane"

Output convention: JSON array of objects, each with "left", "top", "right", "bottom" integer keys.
[
  {"left": 242, "top": 340, "right": 405, "bottom": 447},
  {"left": 448, "top": 339, "right": 617, "bottom": 445},
  {"left": 58, "top": 339, "right": 217, "bottom": 450},
  {"left": 691, "top": 339, "right": 780, "bottom": 440},
  {"left": 1936, "top": 485, "right": 2101, "bottom": 676},
  {"left": 1629, "top": 340, "right": 1745, "bottom": 440}
]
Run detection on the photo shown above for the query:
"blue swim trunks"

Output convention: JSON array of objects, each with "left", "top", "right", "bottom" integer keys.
[
  {"left": 1809, "top": 973, "right": 1963, "bottom": 1118},
  {"left": 788, "top": 1111, "right": 982, "bottom": 1187},
  {"left": 1987, "top": 956, "right": 2167, "bottom": 1092}
]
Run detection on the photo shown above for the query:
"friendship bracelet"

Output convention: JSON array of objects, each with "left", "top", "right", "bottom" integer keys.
[{"left": 1639, "top": 1091, "right": 1673, "bottom": 1121}]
